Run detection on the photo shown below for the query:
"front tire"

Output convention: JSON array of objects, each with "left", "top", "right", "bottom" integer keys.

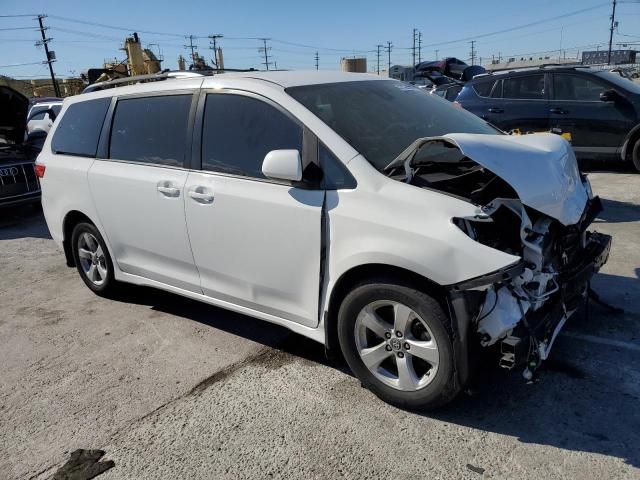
[
  {"left": 337, "top": 279, "right": 459, "bottom": 410},
  {"left": 71, "top": 222, "right": 118, "bottom": 296}
]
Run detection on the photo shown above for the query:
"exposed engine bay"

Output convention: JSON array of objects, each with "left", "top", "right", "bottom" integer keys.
[{"left": 385, "top": 133, "right": 612, "bottom": 379}]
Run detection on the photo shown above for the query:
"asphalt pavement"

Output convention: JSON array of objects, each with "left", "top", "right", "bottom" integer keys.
[{"left": 0, "top": 169, "right": 639, "bottom": 480}]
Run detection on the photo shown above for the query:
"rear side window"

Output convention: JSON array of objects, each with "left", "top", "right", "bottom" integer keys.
[
  {"left": 51, "top": 98, "right": 110, "bottom": 157},
  {"left": 502, "top": 74, "right": 545, "bottom": 100},
  {"left": 472, "top": 80, "right": 494, "bottom": 97},
  {"left": 109, "top": 94, "right": 192, "bottom": 167},
  {"left": 202, "top": 94, "right": 302, "bottom": 179}
]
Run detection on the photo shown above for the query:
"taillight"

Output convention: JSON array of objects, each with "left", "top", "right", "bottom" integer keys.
[{"left": 34, "top": 163, "right": 46, "bottom": 178}]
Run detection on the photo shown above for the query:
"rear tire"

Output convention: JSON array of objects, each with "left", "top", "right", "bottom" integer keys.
[
  {"left": 337, "top": 279, "right": 459, "bottom": 410},
  {"left": 632, "top": 138, "right": 640, "bottom": 173},
  {"left": 71, "top": 222, "right": 118, "bottom": 296}
]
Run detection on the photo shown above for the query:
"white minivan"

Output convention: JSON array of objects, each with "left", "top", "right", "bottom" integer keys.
[{"left": 36, "top": 71, "right": 611, "bottom": 409}]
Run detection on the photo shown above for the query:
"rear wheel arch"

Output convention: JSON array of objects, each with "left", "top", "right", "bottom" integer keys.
[
  {"left": 324, "top": 264, "right": 447, "bottom": 353},
  {"left": 62, "top": 210, "right": 96, "bottom": 267}
]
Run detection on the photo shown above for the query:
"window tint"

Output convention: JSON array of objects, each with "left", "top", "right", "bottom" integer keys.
[
  {"left": 502, "top": 74, "right": 545, "bottom": 100},
  {"left": 473, "top": 81, "right": 495, "bottom": 97},
  {"left": 553, "top": 74, "right": 606, "bottom": 101},
  {"left": 30, "top": 111, "right": 47, "bottom": 121},
  {"left": 202, "top": 94, "right": 302, "bottom": 179},
  {"left": 51, "top": 98, "right": 110, "bottom": 156},
  {"left": 319, "top": 143, "right": 355, "bottom": 189},
  {"left": 109, "top": 95, "right": 191, "bottom": 167}
]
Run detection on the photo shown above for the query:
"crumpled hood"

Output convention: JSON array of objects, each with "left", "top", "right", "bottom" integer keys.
[
  {"left": 388, "top": 132, "right": 588, "bottom": 226},
  {"left": 0, "top": 86, "right": 29, "bottom": 145},
  {"left": 443, "top": 133, "right": 587, "bottom": 225}
]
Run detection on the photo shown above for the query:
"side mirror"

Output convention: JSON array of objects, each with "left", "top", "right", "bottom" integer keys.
[
  {"left": 599, "top": 89, "right": 618, "bottom": 102},
  {"left": 261, "top": 149, "right": 302, "bottom": 182}
]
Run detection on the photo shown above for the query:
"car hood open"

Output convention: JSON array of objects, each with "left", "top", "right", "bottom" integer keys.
[
  {"left": 389, "top": 132, "right": 588, "bottom": 226},
  {"left": 0, "top": 86, "right": 29, "bottom": 145}
]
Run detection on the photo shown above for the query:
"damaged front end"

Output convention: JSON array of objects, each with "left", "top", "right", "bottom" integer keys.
[{"left": 386, "top": 133, "right": 612, "bottom": 381}]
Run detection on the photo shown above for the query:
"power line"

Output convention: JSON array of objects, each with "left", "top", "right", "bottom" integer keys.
[
  {"left": 385, "top": 41, "right": 392, "bottom": 71},
  {"left": 259, "top": 38, "right": 273, "bottom": 70},
  {"left": 209, "top": 34, "right": 223, "bottom": 70},
  {"left": 420, "top": 3, "right": 610, "bottom": 48},
  {"left": 412, "top": 28, "right": 417, "bottom": 66},
  {"left": 607, "top": 0, "right": 618, "bottom": 64},
  {"left": 0, "top": 61, "right": 44, "bottom": 68},
  {"left": 0, "top": 26, "right": 37, "bottom": 31},
  {"left": 36, "top": 15, "right": 60, "bottom": 97},
  {"left": 184, "top": 35, "right": 197, "bottom": 65}
]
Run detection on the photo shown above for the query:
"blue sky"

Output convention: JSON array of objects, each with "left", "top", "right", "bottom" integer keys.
[{"left": 1, "top": 0, "right": 639, "bottom": 79}]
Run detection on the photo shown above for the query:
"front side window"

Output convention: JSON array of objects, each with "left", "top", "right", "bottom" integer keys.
[
  {"left": 51, "top": 98, "right": 110, "bottom": 156},
  {"left": 201, "top": 93, "right": 302, "bottom": 179},
  {"left": 109, "top": 94, "right": 192, "bottom": 167},
  {"left": 502, "top": 74, "right": 545, "bottom": 100},
  {"left": 287, "top": 80, "right": 496, "bottom": 171},
  {"left": 553, "top": 74, "right": 606, "bottom": 101}
]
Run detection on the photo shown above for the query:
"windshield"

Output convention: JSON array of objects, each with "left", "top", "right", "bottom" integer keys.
[
  {"left": 594, "top": 70, "right": 640, "bottom": 94},
  {"left": 287, "top": 80, "right": 497, "bottom": 170}
]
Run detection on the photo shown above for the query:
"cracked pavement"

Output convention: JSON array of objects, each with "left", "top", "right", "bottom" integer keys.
[{"left": 1, "top": 170, "right": 639, "bottom": 479}]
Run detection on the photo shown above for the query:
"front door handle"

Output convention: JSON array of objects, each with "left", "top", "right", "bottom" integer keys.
[
  {"left": 550, "top": 107, "right": 568, "bottom": 114},
  {"left": 157, "top": 184, "right": 180, "bottom": 197},
  {"left": 188, "top": 187, "right": 214, "bottom": 204},
  {"left": 488, "top": 107, "right": 504, "bottom": 113}
]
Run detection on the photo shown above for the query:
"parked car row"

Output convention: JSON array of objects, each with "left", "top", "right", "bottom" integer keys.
[
  {"left": 36, "top": 70, "right": 610, "bottom": 410},
  {"left": 430, "top": 65, "right": 640, "bottom": 171}
]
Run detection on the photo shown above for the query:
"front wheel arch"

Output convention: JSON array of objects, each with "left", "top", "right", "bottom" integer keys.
[{"left": 325, "top": 264, "right": 446, "bottom": 354}]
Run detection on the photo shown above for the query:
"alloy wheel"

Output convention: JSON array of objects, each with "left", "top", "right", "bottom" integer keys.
[
  {"left": 77, "top": 232, "right": 108, "bottom": 286},
  {"left": 354, "top": 300, "right": 440, "bottom": 391}
]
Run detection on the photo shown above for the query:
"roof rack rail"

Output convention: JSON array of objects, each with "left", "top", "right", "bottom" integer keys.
[{"left": 82, "top": 68, "right": 259, "bottom": 94}]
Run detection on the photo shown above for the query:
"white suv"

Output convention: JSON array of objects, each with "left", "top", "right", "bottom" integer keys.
[{"left": 37, "top": 71, "right": 611, "bottom": 409}]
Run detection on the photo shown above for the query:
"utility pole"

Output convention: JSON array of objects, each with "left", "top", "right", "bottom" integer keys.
[
  {"left": 208, "top": 34, "right": 223, "bottom": 71},
  {"left": 36, "top": 15, "right": 60, "bottom": 97},
  {"left": 418, "top": 31, "right": 422, "bottom": 63},
  {"left": 376, "top": 44, "right": 383, "bottom": 74},
  {"left": 314, "top": 51, "right": 319, "bottom": 70},
  {"left": 259, "top": 38, "right": 272, "bottom": 71},
  {"left": 385, "top": 41, "right": 392, "bottom": 72},
  {"left": 435, "top": 49, "right": 439, "bottom": 61},
  {"left": 184, "top": 35, "right": 197, "bottom": 65},
  {"left": 607, "top": 0, "right": 617, "bottom": 65},
  {"left": 412, "top": 28, "right": 417, "bottom": 67},
  {"left": 469, "top": 40, "right": 476, "bottom": 66}
]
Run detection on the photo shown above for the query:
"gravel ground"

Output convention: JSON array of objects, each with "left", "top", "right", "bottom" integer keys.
[{"left": 1, "top": 170, "right": 639, "bottom": 480}]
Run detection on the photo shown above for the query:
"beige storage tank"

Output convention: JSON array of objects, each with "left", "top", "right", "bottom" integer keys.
[{"left": 341, "top": 57, "right": 367, "bottom": 73}]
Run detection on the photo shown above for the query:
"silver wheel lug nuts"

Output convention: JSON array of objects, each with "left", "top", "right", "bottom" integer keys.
[
  {"left": 395, "top": 331, "right": 403, "bottom": 338},
  {"left": 385, "top": 345, "right": 392, "bottom": 352},
  {"left": 404, "top": 342, "right": 410, "bottom": 350},
  {"left": 397, "top": 352, "right": 404, "bottom": 358},
  {"left": 384, "top": 332, "right": 391, "bottom": 339}
]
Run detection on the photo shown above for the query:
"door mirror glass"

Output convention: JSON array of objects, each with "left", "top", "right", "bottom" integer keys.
[
  {"left": 599, "top": 89, "right": 618, "bottom": 102},
  {"left": 262, "top": 149, "right": 302, "bottom": 182}
]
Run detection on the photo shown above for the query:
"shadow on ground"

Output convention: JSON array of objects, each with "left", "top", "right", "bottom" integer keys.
[
  {"left": 596, "top": 198, "right": 640, "bottom": 223},
  {"left": 0, "top": 205, "right": 51, "bottom": 240}
]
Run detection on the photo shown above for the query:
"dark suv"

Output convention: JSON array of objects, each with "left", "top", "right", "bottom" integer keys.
[{"left": 456, "top": 66, "right": 640, "bottom": 171}]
